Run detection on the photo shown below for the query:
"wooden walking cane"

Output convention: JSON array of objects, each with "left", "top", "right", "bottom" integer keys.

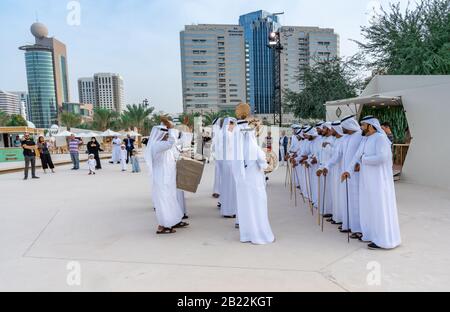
[
  {"left": 294, "top": 164, "right": 305, "bottom": 203},
  {"left": 304, "top": 165, "right": 314, "bottom": 215},
  {"left": 285, "top": 159, "right": 289, "bottom": 187},
  {"left": 317, "top": 174, "right": 321, "bottom": 226},
  {"left": 321, "top": 175, "right": 327, "bottom": 232},
  {"left": 293, "top": 166, "right": 298, "bottom": 207},
  {"left": 289, "top": 162, "right": 294, "bottom": 200},
  {"left": 345, "top": 177, "right": 350, "bottom": 244}
]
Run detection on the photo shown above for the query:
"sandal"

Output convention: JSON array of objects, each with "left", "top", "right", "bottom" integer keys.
[
  {"left": 156, "top": 227, "right": 176, "bottom": 234},
  {"left": 173, "top": 222, "right": 189, "bottom": 229},
  {"left": 351, "top": 233, "right": 363, "bottom": 240}
]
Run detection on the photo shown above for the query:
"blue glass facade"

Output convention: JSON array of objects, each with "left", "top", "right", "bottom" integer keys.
[
  {"left": 25, "top": 50, "right": 57, "bottom": 128},
  {"left": 239, "top": 11, "right": 279, "bottom": 114}
]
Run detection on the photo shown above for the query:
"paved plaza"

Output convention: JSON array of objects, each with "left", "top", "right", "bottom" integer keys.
[{"left": 0, "top": 160, "right": 449, "bottom": 292}]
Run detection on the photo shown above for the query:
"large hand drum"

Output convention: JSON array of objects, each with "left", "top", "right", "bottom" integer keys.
[{"left": 176, "top": 157, "right": 205, "bottom": 193}]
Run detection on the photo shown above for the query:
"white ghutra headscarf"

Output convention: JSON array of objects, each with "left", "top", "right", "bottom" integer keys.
[{"left": 144, "top": 125, "right": 168, "bottom": 176}]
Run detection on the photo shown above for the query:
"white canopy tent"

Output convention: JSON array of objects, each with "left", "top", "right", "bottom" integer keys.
[
  {"left": 325, "top": 75, "right": 450, "bottom": 190},
  {"left": 101, "top": 129, "right": 121, "bottom": 137},
  {"left": 53, "top": 130, "right": 74, "bottom": 137}
]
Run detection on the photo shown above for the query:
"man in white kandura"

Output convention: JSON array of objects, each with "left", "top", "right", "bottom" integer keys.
[
  {"left": 211, "top": 118, "right": 222, "bottom": 199},
  {"left": 319, "top": 122, "right": 335, "bottom": 217},
  {"left": 343, "top": 116, "right": 401, "bottom": 250},
  {"left": 235, "top": 118, "right": 275, "bottom": 245},
  {"left": 144, "top": 124, "right": 188, "bottom": 234},
  {"left": 289, "top": 125, "right": 301, "bottom": 188},
  {"left": 320, "top": 122, "right": 346, "bottom": 225},
  {"left": 340, "top": 115, "right": 364, "bottom": 237},
  {"left": 218, "top": 117, "right": 238, "bottom": 218},
  {"left": 305, "top": 125, "right": 323, "bottom": 208},
  {"left": 110, "top": 135, "right": 122, "bottom": 164},
  {"left": 295, "top": 127, "right": 312, "bottom": 203}
]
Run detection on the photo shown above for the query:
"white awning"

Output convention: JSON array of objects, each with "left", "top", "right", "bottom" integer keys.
[{"left": 325, "top": 95, "right": 402, "bottom": 107}]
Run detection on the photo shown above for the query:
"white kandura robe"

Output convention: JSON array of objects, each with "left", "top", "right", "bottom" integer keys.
[
  {"left": 320, "top": 136, "right": 335, "bottom": 215},
  {"left": 120, "top": 148, "right": 127, "bottom": 171},
  {"left": 308, "top": 137, "right": 323, "bottom": 208},
  {"left": 296, "top": 140, "right": 310, "bottom": 201},
  {"left": 350, "top": 133, "right": 401, "bottom": 249},
  {"left": 172, "top": 134, "right": 187, "bottom": 216},
  {"left": 211, "top": 123, "right": 222, "bottom": 196},
  {"left": 151, "top": 132, "right": 183, "bottom": 228},
  {"left": 235, "top": 130, "right": 275, "bottom": 244},
  {"left": 111, "top": 138, "right": 122, "bottom": 163},
  {"left": 324, "top": 136, "right": 347, "bottom": 223},
  {"left": 213, "top": 160, "right": 222, "bottom": 195},
  {"left": 289, "top": 135, "right": 300, "bottom": 187},
  {"left": 220, "top": 130, "right": 238, "bottom": 217},
  {"left": 342, "top": 131, "right": 364, "bottom": 233}
]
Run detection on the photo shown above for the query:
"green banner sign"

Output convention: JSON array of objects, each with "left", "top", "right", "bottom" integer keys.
[{"left": 0, "top": 148, "right": 24, "bottom": 163}]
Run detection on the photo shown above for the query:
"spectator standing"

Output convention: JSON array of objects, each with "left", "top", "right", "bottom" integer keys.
[
  {"left": 123, "top": 134, "right": 135, "bottom": 164},
  {"left": 37, "top": 136, "right": 55, "bottom": 174},
  {"left": 21, "top": 133, "right": 39, "bottom": 180},
  {"left": 86, "top": 137, "right": 103, "bottom": 169},
  {"left": 68, "top": 134, "right": 83, "bottom": 170}
]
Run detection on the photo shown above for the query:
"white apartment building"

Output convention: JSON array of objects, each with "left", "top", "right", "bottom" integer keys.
[
  {"left": 77, "top": 78, "right": 96, "bottom": 105},
  {"left": 180, "top": 24, "right": 247, "bottom": 113},
  {"left": 78, "top": 73, "right": 124, "bottom": 112},
  {"left": 280, "top": 26, "right": 340, "bottom": 94},
  {"left": 0, "top": 90, "right": 20, "bottom": 116}
]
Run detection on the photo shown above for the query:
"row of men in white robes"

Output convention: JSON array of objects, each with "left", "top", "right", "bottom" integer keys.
[
  {"left": 211, "top": 117, "right": 275, "bottom": 245},
  {"left": 288, "top": 115, "right": 401, "bottom": 250}
]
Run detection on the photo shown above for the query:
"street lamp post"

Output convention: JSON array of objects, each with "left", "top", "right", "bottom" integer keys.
[{"left": 268, "top": 31, "right": 283, "bottom": 127}]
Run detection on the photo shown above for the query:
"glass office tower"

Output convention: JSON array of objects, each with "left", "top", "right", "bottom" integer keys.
[
  {"left": 24, "top": 49, "right": 57, "bottom": 128},
  {"left": 239, "top": 11, "right": 279, "bottom": 114}
]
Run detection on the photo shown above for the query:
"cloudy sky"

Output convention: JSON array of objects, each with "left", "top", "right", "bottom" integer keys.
[{"left": 0, "top": 0, "right": 413, "bottom": 113}]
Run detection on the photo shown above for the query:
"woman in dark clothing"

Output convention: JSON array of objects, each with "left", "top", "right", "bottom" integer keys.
[
  {"left": 86, "top": 137, "right": 103, "bottom": 169},
  {"left": 37, "top": 136, "right": 55, "bottom": 173}
]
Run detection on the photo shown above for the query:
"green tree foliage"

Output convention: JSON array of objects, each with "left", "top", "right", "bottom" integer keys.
[
  {"left": 59, "top": 112, "right": 82, "bottom": 130},
  {"left": 0, "top": 111, "right": 10, "bottom": 126},
  {"left": 120, "top": 104, "right": 154, "bottom": 133},
  {"left": 91, "top": 108, "right": 119, "bottom": 131},
  {"left": 354, "top": 0, "right": 450, "bottom": 75},
  {"left": 202, "top": 111, "right": 229, "bottom": 126},
  {"left": 284, "top": 57, "right": 362, "bottom": 119},
  {"left": 6, "top": 114, "right": 28, "bottom": 127}
]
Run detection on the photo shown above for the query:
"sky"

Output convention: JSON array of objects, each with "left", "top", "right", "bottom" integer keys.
[{"left": 0, "top": 0, "right": 413, "bottom": 114}]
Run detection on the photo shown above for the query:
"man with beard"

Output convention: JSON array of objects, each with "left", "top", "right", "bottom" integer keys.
[
  {"left": 319, "top": 122, "right": 334, "bottom": 218},
  {"left": 317, "top": 122, "right": 346, "bottom": 226},
  {"left": 343, "top": 116, "right": 401, "bottom": 250},
  {"left": 339, "top": 115, "right": 364, "bottom": 236}
]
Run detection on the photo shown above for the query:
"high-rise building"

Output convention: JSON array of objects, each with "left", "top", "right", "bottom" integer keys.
[
  {"left": 19, "top": 22, "right": 70, "bottom": 128},
  {"left": 280, "top": 26, "right": 339, "bottom": 94},
  {"left": 9, "top": 91, "right": 30, "bottom": 120},
  {"left": 0, "top": 91, "right": 20, "bottom": 115},
  {"left": 62, "top": 102, "right": 94, "bottom": 123},
  {"left": 77, "top": 78, "right": 96, "bottom": 105},
  {"left": 77, "top": 74, "right": 124, "bottom": 112},
  {"left": 180, "top": 24, "right": 247, "bottom": 113},
  {"left": 239, "top": 10, "right": 280, "bottom": 114},
  {"left": 92, "top": 73, "right": 124, "bottom": 112}
]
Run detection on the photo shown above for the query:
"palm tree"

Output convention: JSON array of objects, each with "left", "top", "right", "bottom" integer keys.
[
  {"left": 178, "top": 112, "right": 201, "bottom": 131},
  {"left": 92, "top": 108, "right": 119, "bottom": 131},
  {"left": 0, "top": 111, "right": 10, "bottom": 126},
  {"left": 202, "top": 111, "right": 228, "bottom": 126},
  {"left": 60, "top": 112, "right": 82, "bottom": 131},
  {"left": 121, "top": 104, "right": 154, "bottom": 134}
]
